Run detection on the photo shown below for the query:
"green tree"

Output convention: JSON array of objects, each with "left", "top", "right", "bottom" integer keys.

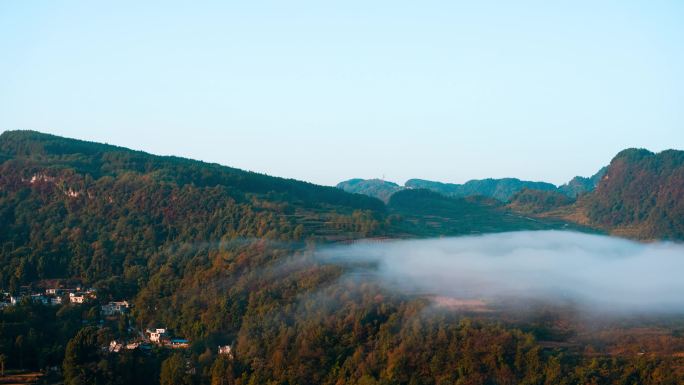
[
  {"left": 210, "top": 355, "right": 234, "bottom": 385},
  {"left": 160, "top": 353, "right": 191, "bottom": 385},
  {"left": 63, "top": 327, "right": 108, "bottom": 385}
]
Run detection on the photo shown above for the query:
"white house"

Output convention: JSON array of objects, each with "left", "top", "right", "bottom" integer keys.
[
  {"left": 147, "top": 328, "right": 167, "bottom": 343},
  {"left": 108, "top": 340, "right": 123, "bottom": 353},
  {"left": 125, "top": 342, "right": 140, "bottom": 350},
  {"left": 171, "top": 339, "right": 189, "bottom": 348},
  {"left": 69, "top": 293, "right": 86, "bottom": 304},
  {"left": 218, "top": 345, "right": 233, "bottom": 358}
]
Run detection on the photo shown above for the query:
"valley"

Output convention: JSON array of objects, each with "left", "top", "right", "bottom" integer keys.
[{"left": 0, "top": 131, "right": 682, "bottom": 384}]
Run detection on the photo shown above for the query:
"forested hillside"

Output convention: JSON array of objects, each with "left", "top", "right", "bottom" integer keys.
[
  {"left": 505, "top": 148, "right": 684, "bottom": 240},
  {"left": 507, "top": 189, "right": 575, "bottom": 214},
  {"left": 580, "top": 148, "right": 684, "bottom": 239},
  {"left": 558, "top": 167, "right": 607, "bottom": 198},
  {"left": 338, "top": 172, "right": 607, "bottom": 204},
  {"left": 335, "top": 179, "right": 403, "bottom": 203},
  {"left": 387, "top": 189, "right": 580, "bottom": 236},
  {"left": 405, "top": 178, "right": 558, "bottom": 201},
  {"left": 0, "top": 131, "right": 681, "bottom": 384},
  {"left": 0, "top": 130, "right": 386, "bottom": 288}
]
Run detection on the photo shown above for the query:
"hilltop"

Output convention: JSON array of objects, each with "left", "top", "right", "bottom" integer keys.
[
  {"left": 580, "top": 148, "right": 684, "bottom": 239},
  {"left": 506, "top": 148, "right": 684, "bottom": 240},
  {"left": 337, "top": 148, "right": 684, "bottom": 240},
  {"left": 335, "top": 178, "right": 402, "bottom": 203},
  {"left": 0, "top": 130, "right": 572, "bottom": 290},
  {"left": 337, "top": 173, "right": 604, "bottom": 203},
  {"left": 405, "top": 177, "right": 558, "bottom": 201}
]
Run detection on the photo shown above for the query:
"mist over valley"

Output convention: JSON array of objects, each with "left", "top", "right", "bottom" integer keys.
[{"left": 318, "top": 231, "right": 684, "bottom": 314}]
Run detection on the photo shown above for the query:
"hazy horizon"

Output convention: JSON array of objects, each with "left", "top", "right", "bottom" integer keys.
[
  {"left": 0, "top": 128, "right": 649, "bottom": 188},
  {"left": 2, "top": 1, "right": 683, "bottom": 186}
]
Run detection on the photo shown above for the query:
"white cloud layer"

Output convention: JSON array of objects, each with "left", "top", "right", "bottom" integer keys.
[{"left": 317, "top": 231, "right": 684, "bottom": 313}]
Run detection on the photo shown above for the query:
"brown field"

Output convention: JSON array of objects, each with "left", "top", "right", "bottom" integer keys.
[{"left": 0, "top": 372, "right": 44, "bottom": 385}]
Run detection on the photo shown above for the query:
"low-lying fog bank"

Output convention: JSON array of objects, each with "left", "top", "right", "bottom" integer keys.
[{"left": 317, "top": 231, "right": 684, "bottom": 313}]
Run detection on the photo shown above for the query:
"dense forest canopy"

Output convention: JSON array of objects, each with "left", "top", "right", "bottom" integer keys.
[
  {"left": 506, "top": 149, "right": 683, "bottom": 240},
  {"left": 404, "top": 178, "right": 559, "bottom": 202},
  {"left": 0, "top": 131, "right": 384, "bottom": 211},
  {"left": 0, "top": 131, "right": 682, "bottom": 384},
  {"left": 507, "top": 189, "right": 575, "bottom": 215},
  {"left": 579, "top": 148, "right": 684, "bottom": 240}
]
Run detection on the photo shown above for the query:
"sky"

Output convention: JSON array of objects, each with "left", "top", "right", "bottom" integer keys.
[{"left": 1, "top": 1, "right": 683, "bottom": 186}]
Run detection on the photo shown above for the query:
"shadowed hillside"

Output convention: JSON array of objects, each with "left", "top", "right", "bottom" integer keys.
[
  {"left": 386, "top": 188, "right": 584, "bottom": 236},
  {"left": 405, "top": 178, "right": 558, "bottom": 201}
]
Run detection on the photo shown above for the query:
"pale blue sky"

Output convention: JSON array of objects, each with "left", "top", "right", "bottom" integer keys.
[{"left": 1, "top": 1, "right": 683, "bottom": 186}]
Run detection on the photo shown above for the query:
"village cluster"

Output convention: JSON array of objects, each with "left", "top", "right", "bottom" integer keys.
[
  {"left": 0, "top": 285, "right": 97, "bottom": 307},
  {"left": 108, "top": 327, "right": 232, "bottom": 360},
  {"left": 1, "top": 284, "right": 234, "bottom": 358},
  {"left": 108, "top": 328, "right": 186, "bottom": 352},
  {"left": 107, "top": 328, "right": 190, "bottom": 353}
]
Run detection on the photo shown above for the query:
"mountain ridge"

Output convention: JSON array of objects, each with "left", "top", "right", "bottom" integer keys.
[
  {"left": 336, "top": 147, "right": 684, "bottom": 240},
  {"left": 0, "top": 130, "right": 385, "bottom": 211},
  {"left": 0, "top": 130, "right": 682, "bottom": 385},
  {"left": 579, "top": 147, "right": 684, "bottom": 239},
  {"left": 337, "top": 172, "right": 603, "bottom": 203}
]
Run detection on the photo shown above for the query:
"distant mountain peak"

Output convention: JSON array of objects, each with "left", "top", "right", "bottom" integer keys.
[
  {"left": 403, "top": 178, "right": 558, "bottom": 202},
  {"left": 558, "top": 167, "right": 607, "bottom": 198},
  {"left": 336, "top": 178, "right": 403, "bottom": 203},
  {"left": 339, "top": 167, "right": 612, "bottom": 203}
]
